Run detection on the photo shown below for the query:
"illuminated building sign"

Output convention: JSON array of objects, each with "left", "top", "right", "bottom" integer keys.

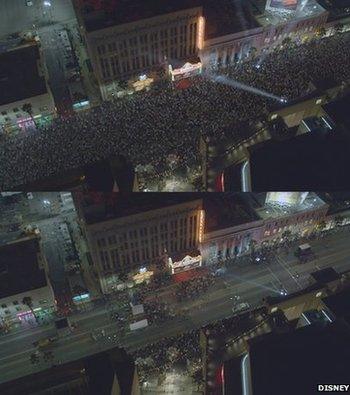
[
  {"left": 168, "top": 254, "right": 202, "bottom": 274},
  {"left": 169, "top": 62, "right": 202, "bottom": 82},
  {"left": 199, "top": 210, "right": 205, "bottom": 243},
  {"left": 197, "top": 16, "right": 205, "bottom": 50},
  {"left": 72, "top": 293, "right": 90, "bottom": 302},
  {"left": 73, "top": 100, "right": 90, "bottom": 110}
]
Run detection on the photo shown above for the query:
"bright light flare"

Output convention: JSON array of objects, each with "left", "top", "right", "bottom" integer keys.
[{"left": 207, "top": 73, "right": 287, "bottom": 103}]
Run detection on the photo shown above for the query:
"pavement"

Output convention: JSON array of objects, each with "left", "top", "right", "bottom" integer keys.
[{"left": 1, "top": 227, "right": 350, "bottom": 385}]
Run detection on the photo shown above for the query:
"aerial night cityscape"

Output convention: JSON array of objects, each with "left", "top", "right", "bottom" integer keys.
[{"left": 0, "top": 0, "right": 350, "bottom": 394}]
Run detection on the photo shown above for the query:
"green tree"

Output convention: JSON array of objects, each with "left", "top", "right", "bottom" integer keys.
[
  {"left": 21, "top": 103, "right": 36, "bottom": 127},
  {"left": 22, "top": 296, "right": 39, "bottom": 323}
]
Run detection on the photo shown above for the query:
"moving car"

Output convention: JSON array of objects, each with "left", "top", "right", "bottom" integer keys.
[{"left": 295, "top": 243, "right": 314, "bottom": 262}]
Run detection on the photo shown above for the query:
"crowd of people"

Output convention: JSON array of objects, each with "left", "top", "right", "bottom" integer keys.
[
  {"left": 144, "top": 300, "right": 175, "bottom": 324},
  {"left": 132, "top": 330, "right": 201, "bottom": 383},
  {"left": 1, "top": 32, "right": 349, "bottom": 189},
  {"left": 175, "top": 275, "right": 215, "bottom": 302},
  {"left": 0, "top": 33, "right": 350, "bottom": 190}
]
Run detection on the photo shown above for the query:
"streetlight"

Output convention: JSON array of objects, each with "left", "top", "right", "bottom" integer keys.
[{"left": 43, "top": 1, "right": 51, "bottom": 6}]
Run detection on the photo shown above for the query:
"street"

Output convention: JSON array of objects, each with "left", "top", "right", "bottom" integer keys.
[
  {"left": 0, "top": 0, "right": 75, "bottom": 38},
  {"left": 1, "top": 227, "right": 350, "bottom": 384}
]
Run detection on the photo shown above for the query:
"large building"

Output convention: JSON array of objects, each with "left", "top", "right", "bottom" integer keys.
[
  {"left": 200, "top": 192, "right": 329, "bottom": 264},
  {"left": 0, "top": 42, "right": 55, "bottom": 134},
  {"left": 74, "top": 193, "right": 204, "bottom": 293},
  {"left": 73, "top": 0, "right": 204, "bottom": 99},
  {"left": 201, "top": 0, "right": 328, "bottom": 69},
  {"left": 74, "top": 192, "right": 333, "bottom": 292},
  {"left": 0, "top": 235, "right": 55, "bottom": 331}
]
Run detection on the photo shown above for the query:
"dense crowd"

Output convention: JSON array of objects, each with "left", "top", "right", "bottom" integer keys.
[
  {"left": 132, "top": 330, "right": 201, "bottom": 382},
  {"left": 176, "top": 275, "right": 215, "bottom": 301},
  {"left": 1, "top": 32, "right": 349, "bottom": 189}
]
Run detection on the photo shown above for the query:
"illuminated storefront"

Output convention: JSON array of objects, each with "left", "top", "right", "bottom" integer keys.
[
  {"left": 131, "top": 75, "right": 154, "bottom": 92},
  {"left": 169, "top": 61, "right": 202, "bottom": 82},
  {"left": 168, "top": 254, "right": 202, "bottom": 274},
  {"left": 72, "top": 293, "right": 90, "bottom": 304},
  {"left": 132, "top": 267, "right": 154, "bottom": 284}
]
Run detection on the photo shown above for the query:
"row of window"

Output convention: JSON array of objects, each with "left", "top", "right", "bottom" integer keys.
[
  {"left": 97, "top": 215, "right": 199, "bottom": 271},
  {"left": 97, "top": 23, "right": 197, "bottom": 55}
]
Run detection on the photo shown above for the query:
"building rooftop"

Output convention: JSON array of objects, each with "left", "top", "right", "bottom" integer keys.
[
  {"left": 77, "top": 0, "right": 202, "bottom": 32},
  {"left": 310, "top": 267, "right": 341, "bottom": 285},
  {"left": 203, "top": 193, "right": 259, "bottom": 232},
  {"left": 317, "top": 192, "right": 350, "bottom": 215},
  {"left": 248, "top": 322, "right": 350, "bottom": 395},
  {"left": 0, "top": 236, "right": 47, "bottom": 299},
  {"left": 249, "top": 192, "right": 326, "bottom": 220},
  {"left": 323, "top": 93, "right": 350, "bottom": 131},
  {"left": 78, "top": 192, "right": 204, "bottom": 225},
  {"left": 317, "top": 0, "right": 350, "bottom": 21},
  {"left": 248, "top": 132, "right": 350, "bottom": 190},
  {"left": 203, "top": 0, "right": 260, "bottom": 39},
  {"left": 250, "top": 0, "right": 325, "bottom": 27},
  {"left": 322, "top": 287, "right": 350, "bottom": 318},
  {"left": 0, "top": 43, "right": 47, "bottom": 106}
]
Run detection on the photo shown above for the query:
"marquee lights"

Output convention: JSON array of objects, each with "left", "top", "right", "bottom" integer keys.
[
  {"left": 199, "top": 209, "right": 205, "bottom": 243},
  {"left": 197, "top": 16, "right": 205, "bottom": 50}
]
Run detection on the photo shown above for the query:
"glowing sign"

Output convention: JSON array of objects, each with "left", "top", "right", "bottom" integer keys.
[
  {"left": 170, "top": 62, "right": 202, "bottom": 82},
  {"left": 168, "top": 254, "right": 202, "bottom": 274},
  {"left": 197, "top": 16, "right": 205, "bottom": 50},
  {"left": 199, "top": 210, "right": 205, "bottom": 243}
]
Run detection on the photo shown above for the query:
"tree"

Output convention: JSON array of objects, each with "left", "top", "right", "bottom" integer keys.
[
  {"left": 21, "top": 103, "right": 36, "bottom": 127},
  {"left": 22, "top": 296, "right": 39, "bottom": 323}
]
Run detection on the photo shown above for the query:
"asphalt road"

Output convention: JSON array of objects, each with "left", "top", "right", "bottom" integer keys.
[
  {"left": 1, "top": 228, "right": 350, "bottom": 384},
  {"left": 0, "top": 0, "right": 75, "bottom": 38}
]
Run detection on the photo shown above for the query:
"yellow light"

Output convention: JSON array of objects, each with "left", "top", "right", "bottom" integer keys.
[
  {"left": 199, "top": 209, "right": 205, "bottom": 242},
  {"left": 197, "top": 16, "right": 205, "bottom": 50}
]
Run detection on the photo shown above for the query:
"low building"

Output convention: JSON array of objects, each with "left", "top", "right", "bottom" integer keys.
[
  {"left": 0, "top": 235, "right": 55, "bottom": 330},
  {"left": 0, "top": 42, "right": 55, "bottom": 134},
  {"left": 74, "top": 192, "right": 204, "bottom": 293}
]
